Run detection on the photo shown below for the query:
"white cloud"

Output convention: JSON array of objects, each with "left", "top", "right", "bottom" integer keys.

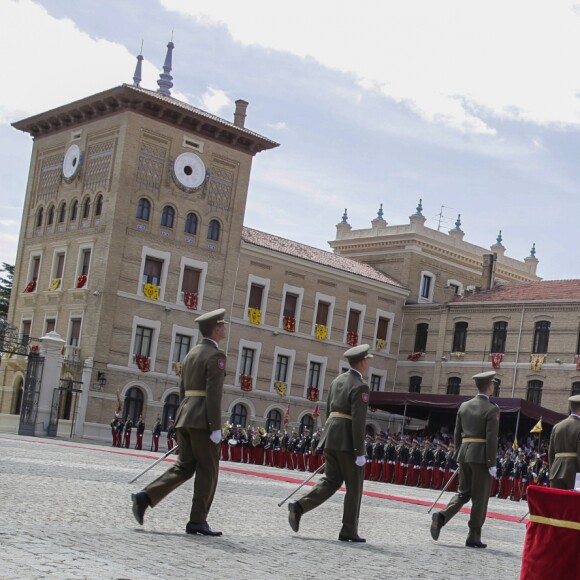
[
  {"left": 0, "top": 0, "right": 182, "bottom": 124},
  {"left": 160, "top": 0, "right": 580, "bottom": 133},
  {"left": 266, "top": 121, "right": 287, "bottom": 131},
  {"left": 198, "top": 87, "right": 231, "bottom": 116}
]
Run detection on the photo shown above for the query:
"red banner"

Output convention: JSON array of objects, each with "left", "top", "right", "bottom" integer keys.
[
  {"left": 183, "top": 292, "right": 198, "bottom": 310},
  {"left": 490, "top": 353, "right": 503, "bottom": 369},
  {"left": 283, "top": 316, "right": 295, "bottom": 332},
  {"left": 135, "top": 355, "right": 150, "bottom": 372},
  {"left": 307, "top": 387, "right": 319, "bottom": 402}
]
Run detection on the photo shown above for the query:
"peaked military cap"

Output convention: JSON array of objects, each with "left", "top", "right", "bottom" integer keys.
[
  {"left": 195, "top": 308, "right": 228, "bottom": 325},
  {"left": 472, "top": 371, "right": 496, "bottom": 380},
  {"left": 569, "top": 394, "right": 580, "bottom": 404},
  {"left": 344, "top": 344, "right": 373, "bottom": 361}
]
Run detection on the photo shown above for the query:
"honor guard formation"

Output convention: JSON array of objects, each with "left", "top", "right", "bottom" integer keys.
[{"left": 128, "top": 309, "right": 580, "bottom": 547}]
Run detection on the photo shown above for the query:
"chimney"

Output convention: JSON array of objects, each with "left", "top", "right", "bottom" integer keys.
[
  {"left": 481, "top": 253, "right": 496, "bottom": 291},
  {"left": 234, "top": 99, "right": 248, "bottom": 128}
]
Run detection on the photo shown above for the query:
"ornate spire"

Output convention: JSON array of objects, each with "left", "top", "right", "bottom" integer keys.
[
  {"left": 157, "top": 40, "right": 174, "bottom": 96},
  {"left": 132, "top": 43, "right": 144, "bottom": 87},
  {"left": 377, "top": 203, "right": 384, "bottom": 220},
  {"left": 451, "top": 214, "right": 463, "bottom": 232},
  {"left": 414, "top": 198, "right": 423, "bottom": 217},
  {"left": 494, "top": 230, "right": 504, "bottom": 248},
  {"left": 341, "top": 208, "right": 349, "bottom": 224},
  {"left": 528, "top": 242, "right": 537, "bottom": 259}
]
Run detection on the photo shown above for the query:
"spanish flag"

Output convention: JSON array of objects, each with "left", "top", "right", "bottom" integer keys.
[
  {"left": 512, "top": 436, "right": 518, "bottom": 450},
  {"left": 530, "top": 418, "right": 543, "bottom": 433}
]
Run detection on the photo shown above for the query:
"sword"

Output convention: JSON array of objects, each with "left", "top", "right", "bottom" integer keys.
[
  {"left": 518, "top": 511, "right": 529, "bottom": 523},
  {"left": 128, "top": 445, "right": 179, "bottom": 484},
  {"left": 277, "top": 462, "right": 325, "bottom": 507},
  {"left": 427, "top": 467, "right": 459, "bottom": 514}
]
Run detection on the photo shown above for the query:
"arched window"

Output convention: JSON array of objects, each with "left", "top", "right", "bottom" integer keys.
[
  {"left": 82, "top": 198, "right": 91, "bottom": 219},
  {"left": 70, "top": 200, "right": 78, "bottom": 221},
  {"left": 491, "top": 321, "right": 508, "bottom": 353},
  {"left": 447, "top": 377, "right": 461, "bottom": 395},
  {"left": 58, "top": 203, "right": 67, "bottom": 223},
  {"left": 230, "top": 403, "right": 248, "bottom": 427},
  {"left": 409, "top": 376, "right": 422, "bottom": 393},
  {"left": 414, "top": 323, "right": 429, "bottom": 352},
  {"left": 207, "top": 219, "right": 220, "bottom": 241},
  {"left": 532, "top": 321, "right": 550, "bottom": 354},
  {"left": 12, "top": 377, "right": 24, "bottom": 415},
  {"left": 36, "top": 207, "right": 44, "bottom": 227},
  {"left": 184, "top": 212, "right": 198, "bottom": 235},
  {"left": 300, "top": 414, "right": 314, "bottom": 435},
  {"left": 266, "top": 409, "right": 282, "bottom": 432},
  {"left": 452, "top": 322, "right": 468, "bottom": 353},
  {"left": 123, "top": 387, "right": 144, "bottom": 422},
  {"left": 136, "top": 198, "right": 151, "bottom": 221},
  {"left": 162, "top": 393, "right": 180, "bottom": 430},
  {"left": 161, "top": 205, "right": 175, "bottom": 228},
  {"left": 47, "top": 205, "right": 55, "bottom": 225},
  {"left": 526, "top": 380, "right": 543, "bottom": 405},
  {"left": 95, "top": 194, "right": 103, "bottom": 217}
]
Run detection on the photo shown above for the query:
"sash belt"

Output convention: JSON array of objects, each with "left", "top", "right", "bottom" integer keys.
[
  {"left": 184, "top": 390, "right": 206, "bottom": 397},
  {"left": 462, "top": 438, "right": 486, "bottom": 443},
  {"left": 329, "top": 412, "right": 352, "bottom": 420},
  {"left": 555, "top": 452, "right": 577, "bottom": 458},
  {"left": 529, "top": 515, "right": 580, "bottom": 531}
]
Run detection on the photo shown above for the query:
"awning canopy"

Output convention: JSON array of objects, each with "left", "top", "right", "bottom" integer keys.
[{"left": 369, "top": 392, "right": 566, "bottom": 435}]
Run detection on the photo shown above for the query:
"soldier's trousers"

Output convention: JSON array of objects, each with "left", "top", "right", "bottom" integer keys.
[
  {"left": 439, "top": 461, "right": 491, "bottom": 541},
  {"left": 298, "top": 449, "right": 364, "bottom": 537},
  {"left": 144, "top": 427, "right": 219, "bottom": 523}
]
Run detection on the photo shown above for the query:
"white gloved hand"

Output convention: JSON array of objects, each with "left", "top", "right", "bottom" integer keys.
[
  {"left": 488, "top": 466, "right": 497, "bottom": 478},
  {"left": 209, "top": 430, "right": 222, "bottom": 444},
  {"left": 355, "top": 455, "right": 366, "bottom": 467}
]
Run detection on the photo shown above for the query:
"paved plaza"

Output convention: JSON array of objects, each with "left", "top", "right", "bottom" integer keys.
[{"left": 0, "top": 433, "right": 527, "bottom": 579}]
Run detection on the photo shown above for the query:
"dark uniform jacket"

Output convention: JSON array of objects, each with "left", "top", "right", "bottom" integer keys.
[
  {"left": 318, "top": 369, "right": 369, "bottom": 455},
  {"left": 548, "top": 414, "right": 580, "bottom": 486},
  {"left": 454, "top": 394, "right": 499, "bottom": 468},
  {"left": 175, "top": 338, "right": 226, "bottom": 432}
]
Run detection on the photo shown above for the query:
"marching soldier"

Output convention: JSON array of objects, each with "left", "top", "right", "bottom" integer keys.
[
  {"left": 420, "top": 441, "right": 435, "bottom": 489},
  {"left": 152, "top": 417, "right": 161, "bottom": 452},
  {"left": 430, "top": 371, "right": 500, "bottom": 549},
  {"left": 432, "top": 441, "right": 447, "bottom": 490},
  {"left": 166, "top": 419, "right": 176, "bottom": 451},
  {"left": 132, "top": 308, "right": 228, "bottom": 537},
  {"left": 123, "top": 417, "right": 133, "bottom": 449},
  {"left": 498, "top": 450, "right": 514, "bottom": 499},
  {"left": 511, "top": 451, "right": 527, "bottom": 501},
  {"left": 407, "top": 440, "right": 421, "bottom": 486},
  {"left": 548, "top": 393, "right": 580, "bottom": 489},
  {"left": 287, "top": 344, "right": 371, "bottom": 543},
  {"left": 115, "top": 417, "right": 124, "bottom": 448},
  {"left": 383, "top": 436, "right": 397, "bottom": 483},
  {"left": 110, "top": 417, "right": 118, "bottom": 447},
  {"left": 444, "top": 444, "right": 458, "bottom": 492},
  {"left": 135, "top": 415, "right": 145, "bottom": 450}
]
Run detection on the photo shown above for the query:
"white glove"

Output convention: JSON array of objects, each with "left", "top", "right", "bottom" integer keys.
[
  {"left": 209, "top": 430, "right": 222, "bottom": 444},
  {"left": 355, "top": 455, "right": 366, "bottom": 467},
  {"left": 488, "top": 466, "right": 497, "bottom": 478}
]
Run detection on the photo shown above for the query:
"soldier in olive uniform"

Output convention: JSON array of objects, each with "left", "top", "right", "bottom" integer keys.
[
  {"left": 430, "top": 371, "right": 500, "bottom": 548},
  {"left": 132, "top": 309, "right": 228, "bottom": 536},
  {"left": 548, "top": 393, "right": 580, "bottom": 489},
  {"left": 287, "top": 344, "right": 371, "bottom": 543}
]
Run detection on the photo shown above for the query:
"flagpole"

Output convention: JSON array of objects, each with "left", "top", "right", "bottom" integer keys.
[{"left": 514, "top": 409, "right": 521, "bottom": 448}]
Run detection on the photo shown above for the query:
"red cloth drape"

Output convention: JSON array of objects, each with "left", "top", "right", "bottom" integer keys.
[{"left": 520, "top": 486, "right": 580, "bottom": 580}]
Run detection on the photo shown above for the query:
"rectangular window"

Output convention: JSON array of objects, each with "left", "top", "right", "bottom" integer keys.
[
  {"left": 55, "top": 253, "right": 65, "bottom": 278},
  {"left": 491, "top": 321, "right": 507, "bottom": 353},
  {"left": 45, "top": 318, "right": 56, "bottom": 334},
  {"left": 370, "top": 374, "right": 382, "bottom": 392},
  {"left": 308, "top": 361, "right": 322, "bottom": 388},
  {"left": 69, "top": 318, "right": 81, "bottom": 347},
  {"left": 414, "top": 323, "right": 429, "bottom": 352},
  {"left": 316, "top": 301, "right": 330, "bottom": 326},
  {"left": 452, "top": 322, "right": 468, "bottom": 353},
  {"left": 134, "top": 325, "right": 153, "bottom": 356},
  {"left": 173, "top": 334, "right": 191, "bottom": 363},
  {"left": 80, "top": 249, "right": 91, "bottom": 276},
  {"left": 182, "top": 267, "right": 201, "bottom": 294},
  {"left": 347, "top": 309, "right": 360, "bottom": 333},
  {"left": 248, "top": 283, "right": 264, "bottom": 309},
  {"left": 241, "top": 347, "right": 255, "bottom": 375},
  {"left": 376, "top": 317, "right": 389, "bottom": 341},
  {"left": 420, "top": 275, "right": 432, "bottom": 299},
  {"left": 283, "top": 293, "right": 298, "bottom": 318},
  {"left": 275, "top": 355, "right": 289, "bottom": 382},
  {"left": 532, "top": 321, "right": 550, "bottom": 354},
  {"left": 409, "top": 376, "right": 422, "bottom": 393},
  {"left": 32, "top": 256, "right": 41, "bottom": 280},
  {"left": 143, "top": 257, "right": 163, "bottom": 286},
  {"left": 21, "top": 320, "right": 32, "bottom": 345}
]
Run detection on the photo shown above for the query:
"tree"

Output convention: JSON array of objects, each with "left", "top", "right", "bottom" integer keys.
[{"left": 0, "top": 263, "right": 14, "bottom": 319}]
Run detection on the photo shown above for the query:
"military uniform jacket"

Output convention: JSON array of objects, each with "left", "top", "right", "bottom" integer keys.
[
  {"left": 548, "top": 414, "right": 580, "bottom": 482},
  {"left": 318, "top": 369, "right": 369, "bottom": 455},
  {"left": 454, "top": 394, "right": 499, "bottom": 468},
  {"left": 175, "top": 338, "right": 226, "bottom": 432}
]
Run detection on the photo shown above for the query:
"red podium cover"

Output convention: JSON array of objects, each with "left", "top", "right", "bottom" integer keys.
[{"left": 520, "top": 485, "right": 580, "bottom": 580}]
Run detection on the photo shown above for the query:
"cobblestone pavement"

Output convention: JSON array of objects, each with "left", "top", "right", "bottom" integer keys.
[{"left": 0, "top": 434, "right": 527, "bottom": 580}]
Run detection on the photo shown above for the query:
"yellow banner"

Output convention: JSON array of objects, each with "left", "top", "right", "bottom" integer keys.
[
  {"left": 249, "top": 307, "right": 261, "bottom": 324},
  {"left": 143, "top": 283, "right": 160, "bottom": 300},
  {"left": 315, "top": 324, "right": 328, "bottom": 340},
  {"left": 274, "top": 381, "right": 287, "bottom": 397},
  {"left": 49, "top": 278, "right": 61, "bottom": 291}
]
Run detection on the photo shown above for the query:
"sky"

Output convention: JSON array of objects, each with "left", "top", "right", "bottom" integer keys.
[{"left": 1, "top": 0, "right": 580, "bottom": 280}]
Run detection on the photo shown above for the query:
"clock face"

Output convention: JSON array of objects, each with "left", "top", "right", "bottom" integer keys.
[
  {"left": 63, "top": 144, "right": 82, "bottom": 180},
  {"left": 172, "top": 152, "right": 206, "bottom": 190}
]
